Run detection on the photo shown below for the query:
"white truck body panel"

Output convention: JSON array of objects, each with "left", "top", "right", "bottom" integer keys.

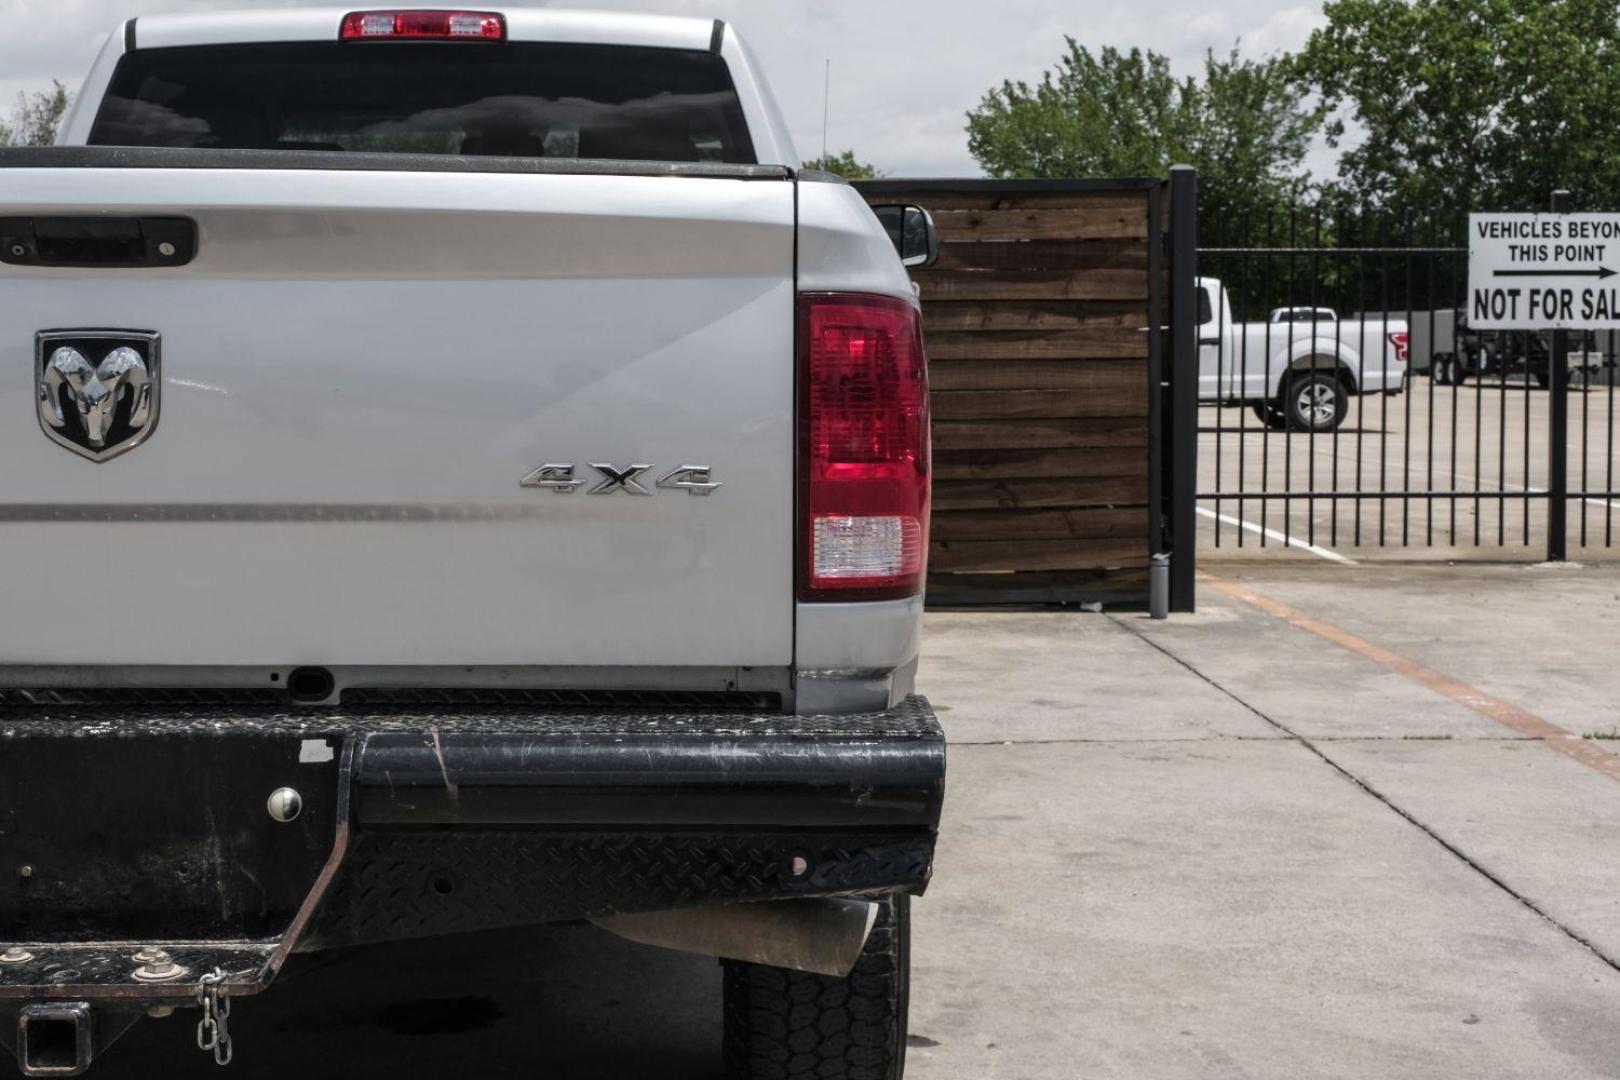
[{"left": 0, "top": 167, "right": 797, "bottom": 668}]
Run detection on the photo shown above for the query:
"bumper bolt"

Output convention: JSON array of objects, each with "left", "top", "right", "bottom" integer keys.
[
  {"left": 132, "top": 949, "right": 185, "bottom": 982},
  {"left": 267, "top": 787, "right": 303, "bottom": 823},
  {"left": 16, "top": 864, "right": 31, "bottom": 879},
  {"left": 0, "top": 949, "right": 32, "bottom": 965}
]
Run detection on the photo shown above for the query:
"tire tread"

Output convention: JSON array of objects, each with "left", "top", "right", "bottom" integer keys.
[{"left": 722, "top": 896, "right": 909, "bottom": 1080}]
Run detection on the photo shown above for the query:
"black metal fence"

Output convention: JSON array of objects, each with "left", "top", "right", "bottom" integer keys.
[{"left": 1196, "top": 201, "right": 1620, "bottom": 559}]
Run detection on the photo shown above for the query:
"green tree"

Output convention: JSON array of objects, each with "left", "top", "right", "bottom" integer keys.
[
  {"left": 1302, "top": 0, "right": 1620, "bottom": 211},
  {"left": 804, "top": 149, "right": 883, "bottom": 180},
  {"left": 0, "top": 81, "right": 73, "bottom": 147},
  {"left": 966, "top": 42, "right": 1326, "bottom": 228}
]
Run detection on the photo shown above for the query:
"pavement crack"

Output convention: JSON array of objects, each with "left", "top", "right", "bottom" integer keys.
[{"left": 1106, "top": 613, "right": 1620, "bottom": 978}]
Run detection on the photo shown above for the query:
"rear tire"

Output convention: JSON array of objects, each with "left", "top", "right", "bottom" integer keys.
[
  {"left": 723, "top": 895, "right": 910, "bottom": 1080},
  {"left": 1284, "top": 371, "right": 1349, "bottom": 432}
]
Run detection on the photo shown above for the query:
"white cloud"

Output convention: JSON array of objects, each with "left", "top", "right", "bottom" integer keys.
[
  {"left": 0, "top": 0, "right": 1334, "bottom": 176},
  {"left": 1245, "top": 4, "right": 1328, "bottom": 56}
]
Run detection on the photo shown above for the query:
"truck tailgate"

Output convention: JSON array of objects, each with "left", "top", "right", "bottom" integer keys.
[{"left": 0, "top": 166, "right": 796, "bottom": 668}]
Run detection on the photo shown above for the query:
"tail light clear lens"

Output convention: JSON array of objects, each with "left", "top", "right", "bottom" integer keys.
[
  {"left": 340, "top": 10, "right": 506, "bottom": 41},
  {"left": 1390, "top": 331, "right": 1410, "bottom": 363},
  {"left": 800, "top": 294, "right": 931, "bottom": 601}
]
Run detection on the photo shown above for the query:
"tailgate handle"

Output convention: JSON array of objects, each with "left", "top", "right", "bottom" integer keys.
[{"left": 0, "top": 216, "right": 197, "bottom": 268}]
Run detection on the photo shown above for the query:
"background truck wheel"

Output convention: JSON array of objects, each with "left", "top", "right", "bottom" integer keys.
[
  {"left": 1252, "top": 401, "right": 1290, "bottom": 430},
  {"left": 1286, "top": 371, "right": 1349, "bottom": 432},
  {"left": 1432, "top": 354, "right": 1458, "bottom": 385},
  {"left": 723, "top": 894, "right": 910, "bottom": 1080}
]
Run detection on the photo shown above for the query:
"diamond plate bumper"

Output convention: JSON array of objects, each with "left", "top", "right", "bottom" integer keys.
[{"left": 1, "top": 697, "right": 943, "bottom": 966}]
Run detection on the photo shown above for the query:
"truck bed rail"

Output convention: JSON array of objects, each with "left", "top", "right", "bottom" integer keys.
[{"left": 0, "top": 145, "right": 793, "bottom": 180}]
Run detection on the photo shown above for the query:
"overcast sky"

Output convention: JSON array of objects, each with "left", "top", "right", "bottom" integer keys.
[{"left": 0, "top": 0, "right": 1330, "bottom": 177}]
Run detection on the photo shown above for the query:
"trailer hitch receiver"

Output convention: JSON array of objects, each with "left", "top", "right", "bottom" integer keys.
[{"left": 17, "top": 1004, "right": 91, "bottom": 1078}]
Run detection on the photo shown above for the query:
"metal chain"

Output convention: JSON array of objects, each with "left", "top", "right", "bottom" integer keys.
[{"left": 194, "top": 969, "right": 234, "bottom": 1066}]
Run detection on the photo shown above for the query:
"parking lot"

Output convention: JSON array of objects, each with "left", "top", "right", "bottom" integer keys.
[
  {"left": 1199, "top": 376, "right": 1620, "bottom": 561},
  {"left": 91, "top": 559, "right": 1620, "bottom": 1079}
]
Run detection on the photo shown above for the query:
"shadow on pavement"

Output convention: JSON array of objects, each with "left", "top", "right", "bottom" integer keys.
[{"left": 93, "top": 924, "right": 723, "bottom": 1079}]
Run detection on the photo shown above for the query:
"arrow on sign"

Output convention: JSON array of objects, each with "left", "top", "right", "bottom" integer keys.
[{"left": 1494, "top": 267, "right": 1618, "bottom": 280}]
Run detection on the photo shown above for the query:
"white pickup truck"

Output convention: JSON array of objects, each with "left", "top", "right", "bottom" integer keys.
[
  {"left": 0, "top": 10, "right": 942, "bottom": 1079},
  {"left": 1199, "top": 278, "right": 1410, "bottom": 431}
]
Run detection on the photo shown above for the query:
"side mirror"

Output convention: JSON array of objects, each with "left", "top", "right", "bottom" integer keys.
[{"left": 871, "top": 204, "right": 940, "bottom": 269}]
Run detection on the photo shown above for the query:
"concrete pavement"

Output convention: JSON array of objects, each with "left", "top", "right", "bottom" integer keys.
[
  {"left": 92, "top": 561, "right": 1620, "bottom": 1079},
  {"left": 1198, "top": 378, "right": 1620, "bottom": 562},
  {"left": 912, "top": 565, "right": 1620, "bottom": 1079}
]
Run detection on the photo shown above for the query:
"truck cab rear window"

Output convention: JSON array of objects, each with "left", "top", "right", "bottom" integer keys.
[{"left": 88, "top": 42, "right": 757, "bottom": 163}]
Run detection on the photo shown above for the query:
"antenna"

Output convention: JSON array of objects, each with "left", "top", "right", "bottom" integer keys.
[{"left": 821, "top": 59, "right": 831, "bottom": 161}]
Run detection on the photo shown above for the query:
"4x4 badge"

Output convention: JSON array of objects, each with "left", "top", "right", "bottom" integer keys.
[
  {"left": 35, "top": 330, "right": 161, "bottom": 463},
  {"left": 522, "top": 463, "right": 721, "bottom": 496}
]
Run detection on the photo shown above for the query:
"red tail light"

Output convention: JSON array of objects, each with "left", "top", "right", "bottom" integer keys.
[
  {"left": 800, "top": 294, "right": 931, "bottom": 602},
  {"left": 340, "top": 10, "right": 506, "bottom": 41},
  {"left": 1390, "top": 331, "right": 1410, "bottom": 363}
]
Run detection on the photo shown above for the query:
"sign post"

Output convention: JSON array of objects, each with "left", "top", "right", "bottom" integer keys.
[
  {"left": 1547, "top": 191, "right": 1572, "bottom": 562},
  {"left": 1466, "top": 195, "right": 1610, "bottom": 560}
]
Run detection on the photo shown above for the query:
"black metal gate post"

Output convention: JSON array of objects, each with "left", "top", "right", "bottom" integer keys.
[
  {"left": 1549, "top": 189, "right": 1573, "bottom": 562},
  {"left": 1167, "top": 166, "right": 1199, "bottom": 610}
]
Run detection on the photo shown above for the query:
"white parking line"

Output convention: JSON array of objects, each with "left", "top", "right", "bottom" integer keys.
[
  {"left": 1196, "top": 506, "right": 1360, "bottom": 565},
  {"left": 1428, "top": 465, "right": 1620, "bottom": 514}
]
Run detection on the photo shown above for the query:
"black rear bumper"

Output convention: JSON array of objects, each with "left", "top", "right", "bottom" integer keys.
[
  {"left": 353, "top": 701, "right": 942, "bottom": 829},
  {"left": 321, "top": 697, "right": 945, "bottom": 948},
  {"left": 0, "top": 697, "right": 944, "bottom": 969}
]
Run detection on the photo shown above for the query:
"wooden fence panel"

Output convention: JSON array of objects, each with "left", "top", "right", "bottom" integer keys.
[{"left": 857, "top": 180, "right": 1163, "bottom": 603}]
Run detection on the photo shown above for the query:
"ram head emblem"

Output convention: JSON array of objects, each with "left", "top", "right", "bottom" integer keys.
[{"left": 35, "top": 332, "right": 162, "bottom": 462}]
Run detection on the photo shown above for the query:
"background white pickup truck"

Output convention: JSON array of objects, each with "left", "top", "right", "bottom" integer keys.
[
  {"left": 1198, "top": 277, "right": 1411, "bottom": 431},
  {"left": 0, "top": 10, "right": 942, "bottom": 1080}
]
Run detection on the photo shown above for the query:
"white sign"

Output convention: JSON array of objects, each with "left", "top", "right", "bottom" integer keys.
[{"left": 1468, "top": 213, "right": 1620, "bottom": 329}]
